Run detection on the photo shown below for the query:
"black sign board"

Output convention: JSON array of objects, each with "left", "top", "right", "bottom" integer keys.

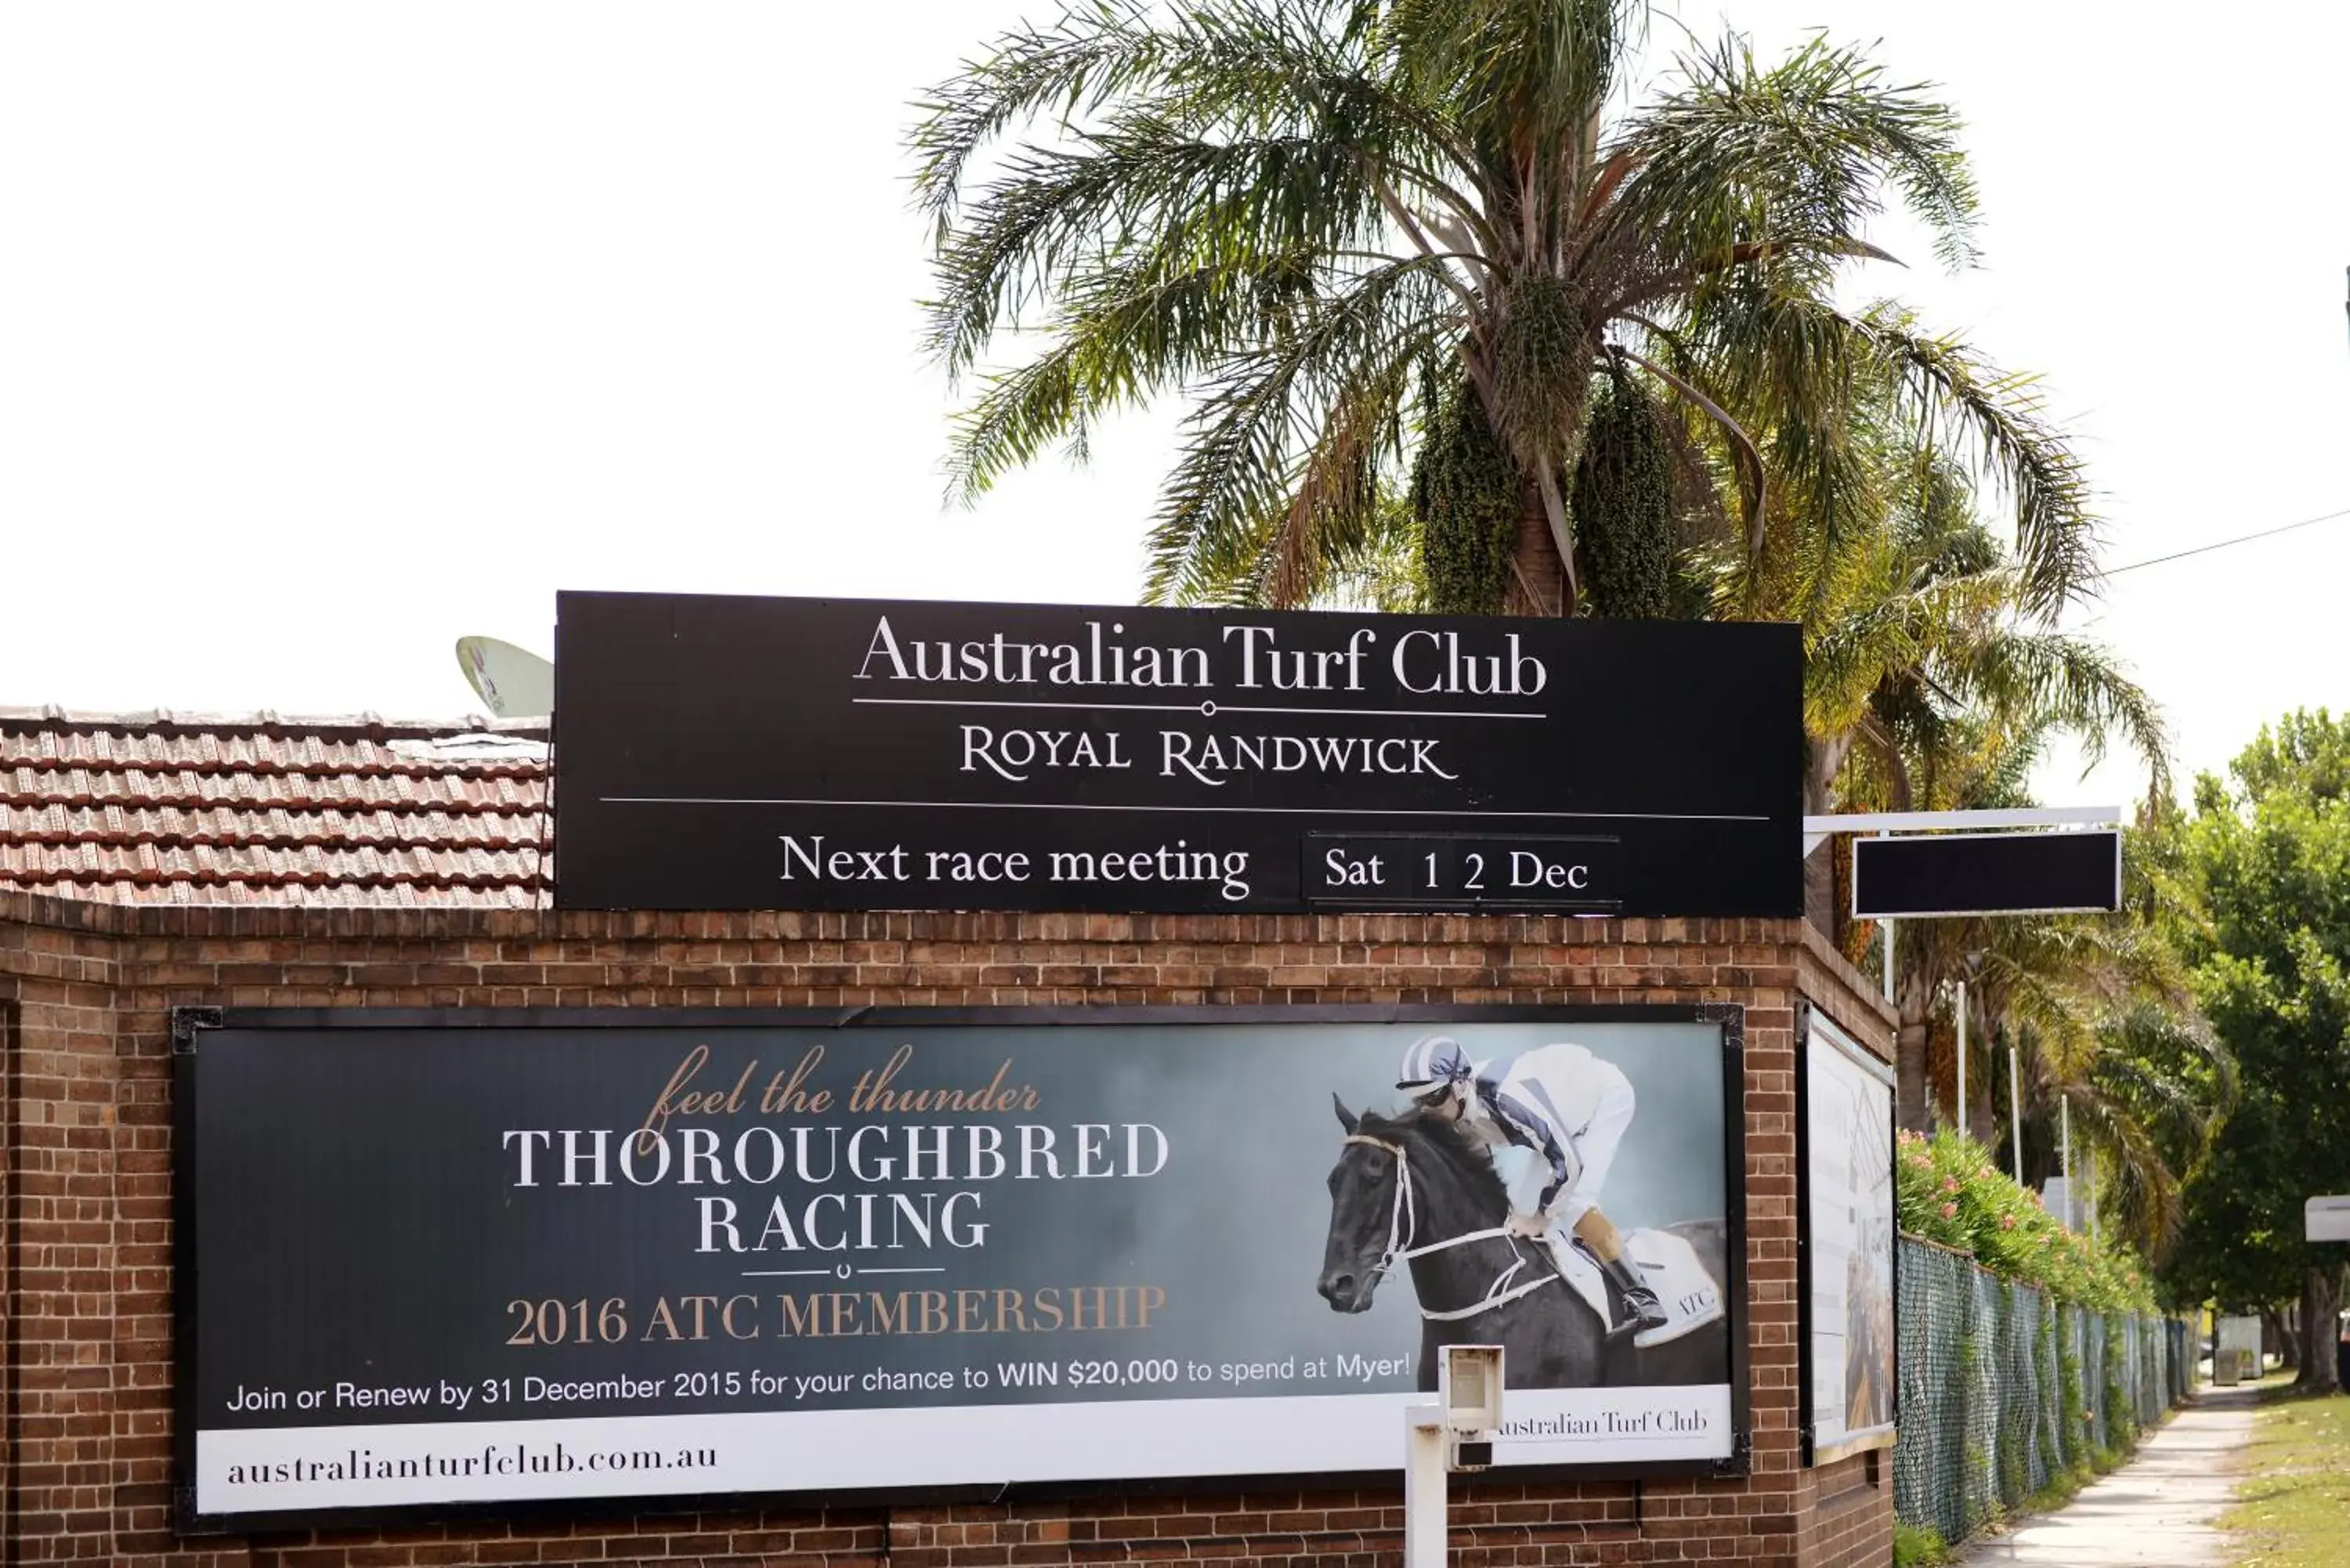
[
  {"left": 1850, "top": 829, "right": 2121, "bottom": 919},
  {"left": 551, "top": 591, "right": 1802, "bottom": 916},
  {"left": 175, "top": 1005, "right": 1747, "bottom": 1528}
]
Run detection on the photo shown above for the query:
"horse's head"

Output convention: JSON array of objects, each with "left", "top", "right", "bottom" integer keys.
[
  {"left": 1317, "top": 1095, "right": 1397, "bottom": 1313},
  {"left": 1317, "top": 1093, "right": 1507, "bottom": 1313}
]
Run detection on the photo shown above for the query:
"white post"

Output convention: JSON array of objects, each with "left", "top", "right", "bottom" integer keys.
[
  {"left": 1879, "top": 833, "right": 1894, "bottom": 1004},
  {"left": 1956, "top": 981, "right": 1968, "bottom": 1138},
  {"left": 1402, "top": 1405, "right": 1448, "bottom": 1568},
  {"left": 2009, "top": 1045, "right": 2025, "bottom": 1184},
  {"left": 2060, "top": 1095, "right": 2073, "bottom": 1227}
]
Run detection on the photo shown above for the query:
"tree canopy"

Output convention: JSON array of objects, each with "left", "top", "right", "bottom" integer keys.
[
  {"left": 912, "top": 0, "right": 2097, "bottom": 616},
  {"left": 2161, "top": 711, "right": 2350, "bottom": 1382}
]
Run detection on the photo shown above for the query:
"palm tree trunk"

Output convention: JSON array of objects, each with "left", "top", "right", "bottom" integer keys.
[
  {"left": 1507, "top": 479, "right": 1569, "bottom": 615},
  {"left": 1895, "top": 972, "right": 1933, "bottom": 1133},
  {"left": 1968, "top": 1078, "right": 1998, "bottom": 1147},
  {"left": 1801, "top": 735, "right": 1861, "bottom": 948},
  {"left": 1802, "top": 841, "right": 1838, "bottom": 942}
]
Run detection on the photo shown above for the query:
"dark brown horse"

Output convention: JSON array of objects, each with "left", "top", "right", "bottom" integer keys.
[{"left": 1318, "top": 1097, "right": 1729, "bottom": 1390}]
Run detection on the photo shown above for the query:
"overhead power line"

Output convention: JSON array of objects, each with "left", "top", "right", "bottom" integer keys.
[{"left": 2103, "top": 505, "right": 2350, "bottom": 576}]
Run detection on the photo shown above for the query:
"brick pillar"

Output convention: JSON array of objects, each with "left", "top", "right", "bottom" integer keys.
[
  {"left": 1796, "top": 937, "right": 1902, "bottom": 1568},
  {"left": 0, "top": 901, "right": 123, "bottom": 1564}
]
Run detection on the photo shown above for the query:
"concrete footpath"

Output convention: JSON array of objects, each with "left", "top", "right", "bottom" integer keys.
[{"left": 1956, "top": 1386, "right": 2258, "bottom": 1566}]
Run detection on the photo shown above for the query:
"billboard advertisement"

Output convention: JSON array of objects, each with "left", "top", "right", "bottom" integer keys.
[
  {"left": 550, "top": 591, "right": 1802, "bottom": 916},
  {"left": 1799, "top": 1010, "right": 1897, "bottom": 1462},
  {"left": 176, "top": 1006, "right": 1745, "bottom": 1528}
]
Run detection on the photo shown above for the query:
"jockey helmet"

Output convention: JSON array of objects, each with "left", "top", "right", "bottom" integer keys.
[{"left": 1395, "top": 1035, "right": 1473, "bottom": 1095}]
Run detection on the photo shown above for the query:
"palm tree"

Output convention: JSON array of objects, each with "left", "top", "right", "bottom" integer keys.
[
  {"left": 2026, "top": 996, "right": 2232, "bottom": 1257},
  {"left": 1909, "top": 858, "right": 2227, "bottom": 1259},
  {"left": 1854, "top": 722, "right": 2224, "bottom": 1256},
  {"left": 1668, "top": 321, "right": 2166, "bottom": 943},
  {"left": 1795, "top": 477, "right": 2167, "bottom": 806},
  {"left": 913, "top": 0, "right": 2095, "bottom": 616}
]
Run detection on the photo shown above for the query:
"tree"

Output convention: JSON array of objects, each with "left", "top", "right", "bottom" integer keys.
[
  {"left": 1737, "top": 315, "right": 2164, "bottom": 822},
  {"left": 2164, "top": 711, "right": 2350, "bottom": 1390},
  {"left": 1849, "top": 768, "right": 2223, "bottom": 1259},
  {"left": 1850, "top": 716, "right": 2209, "bottom": 1196},
  {"left": 1720, "top": 359, "right": 2173, "bottom": 1130},
  {"left": 913, "top": 0, "right": 2095, "bottom": 616}
]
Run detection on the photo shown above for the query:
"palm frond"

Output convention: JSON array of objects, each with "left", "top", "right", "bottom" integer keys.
[
  {"left": 1141, "top": 255, "right": 1462, "bottom": 602},
  {"left": 1600, "top": 33, "right": 1978, "bottom": 301},
  {"left": 1952, "top": 628, "right": 2173, "bottom": 795},
  {"left": 1865, "top": 314, "right": 2100, "bottom": 617}
]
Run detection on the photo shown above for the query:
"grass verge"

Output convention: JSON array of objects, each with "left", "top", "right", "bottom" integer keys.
[
  {"left": 2216, "top": 1390, "right": 2350, "bottom": 1567},
  {"left": 1891, "top": 1521, "right": 1950, "bottom": 1567}
]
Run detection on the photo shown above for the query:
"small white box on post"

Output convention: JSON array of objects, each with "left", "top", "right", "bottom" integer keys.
[{"left": 1404, "top": 1346, "right": 1504, "bottom": 1568}]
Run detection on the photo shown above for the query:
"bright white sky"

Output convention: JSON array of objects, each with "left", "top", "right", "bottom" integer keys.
[{"left": 5, "top": 2, "right": 2345, "bottom": 805}]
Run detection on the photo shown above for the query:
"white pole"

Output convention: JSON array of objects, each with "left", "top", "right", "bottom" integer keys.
[
  {"left": 2009, "top": 1045, "right": 2024, "bottom": 1184},
  {"left": 1879, "top": 833, "right": 1894, "bottom": 1004},
  {"left": 1402, "top": 1406, "right": 1448, "bottom": 1568},
  {"left": 2060, "top": 1095, "right": 2073, "bottom": 1228},
  {"left": 1956, "top": 981, "right": 1969, "bottom": 1138}
]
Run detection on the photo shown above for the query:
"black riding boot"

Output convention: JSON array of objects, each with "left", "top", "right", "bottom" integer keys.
[{"left": 1598, "top": 1254, "right": 1670, "bottom": 1339}]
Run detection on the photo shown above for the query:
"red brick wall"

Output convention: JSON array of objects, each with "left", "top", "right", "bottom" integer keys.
[{"left": 0, "top": 892, "right": 1896, "bottom": 1568}]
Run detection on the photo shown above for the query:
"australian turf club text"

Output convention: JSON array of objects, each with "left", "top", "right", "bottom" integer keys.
[{"left": 853, "top": 615, "right": 1549, "bottom": 697}]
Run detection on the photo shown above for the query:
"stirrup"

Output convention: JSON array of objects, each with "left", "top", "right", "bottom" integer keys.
[{"left": 1605, "top": 1292, "right": 1668, "bottom": 1341}]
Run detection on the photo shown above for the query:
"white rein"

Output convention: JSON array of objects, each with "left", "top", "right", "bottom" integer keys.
[{"left": 1341, "top": 1133, "right": 1560, "bottom": 1323}]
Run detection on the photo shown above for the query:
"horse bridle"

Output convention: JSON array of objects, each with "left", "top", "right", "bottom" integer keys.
[{"left": 1341, "top": 1133, "right": 1562, "bottom": 1323}]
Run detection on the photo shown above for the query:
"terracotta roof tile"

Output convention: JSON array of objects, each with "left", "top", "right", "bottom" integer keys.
[{"left": 0, "top": 708, "right": 550, "bottom": 908}]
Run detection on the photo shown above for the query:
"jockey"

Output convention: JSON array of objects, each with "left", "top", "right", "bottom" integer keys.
[{"left": 1396, "top": 1035, "right": 1668, "bottom": 1339}]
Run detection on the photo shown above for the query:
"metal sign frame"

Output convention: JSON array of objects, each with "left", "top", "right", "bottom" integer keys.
[{"left": 1801, "top": 805, "right": 2120, "bottom": 854}]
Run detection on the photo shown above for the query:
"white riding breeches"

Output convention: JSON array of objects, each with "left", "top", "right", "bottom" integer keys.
[{"left": 1550, "top": 1068, "right": 1635, "bottom": 1230}]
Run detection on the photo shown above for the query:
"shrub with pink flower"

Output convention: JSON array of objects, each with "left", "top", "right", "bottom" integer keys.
[{"left": 1893, "top": 1127, "right": 2154, "bottom": 1312}]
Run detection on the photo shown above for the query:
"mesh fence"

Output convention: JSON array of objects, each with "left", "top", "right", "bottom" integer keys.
[{"left": 1891, "top": 1237, "right": 2189, "bottom": 1548}]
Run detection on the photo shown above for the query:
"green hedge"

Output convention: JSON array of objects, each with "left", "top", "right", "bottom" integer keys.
[{"left": 1896, "top": 1129, "right": 2155, "bottom": 1313}]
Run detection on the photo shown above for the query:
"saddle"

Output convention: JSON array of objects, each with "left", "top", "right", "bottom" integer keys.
[{"left": 1549, "top": 1229, "right": 1725, "bottom": 1350}]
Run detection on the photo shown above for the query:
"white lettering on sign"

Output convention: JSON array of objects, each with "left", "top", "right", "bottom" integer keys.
[
  {"left": 779, "top": 836, "right": 910, "bottom": 883},
  {"left": 958, "top": 726, "right": 1130, "bottom": 782},
  {"left": 856, "top": 616, "right": 1211, "bottom": 688},
  {"left": 844, "top": 612, "right": 1555, "bottom": 699},
  {"left": 1509, "top": 851, "right": 1592, "bottom": 890},
  {"left": 1390, "top": 630, "right": 1548, "bottom": 695},
  {"left": 1220, "top": 625, "right": 1379, "bottom": 690},
  {"left": 1158, "top": 732, "right": 1457, "bottom": 785}
]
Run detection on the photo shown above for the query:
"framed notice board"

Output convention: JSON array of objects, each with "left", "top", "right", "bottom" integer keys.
[
  {"left": 175, "top": 1003, "right": 1751, "bottom": 1531},
  {"left": 1796, "top": 1005, "right": 1899, "bottom": 1465}
]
